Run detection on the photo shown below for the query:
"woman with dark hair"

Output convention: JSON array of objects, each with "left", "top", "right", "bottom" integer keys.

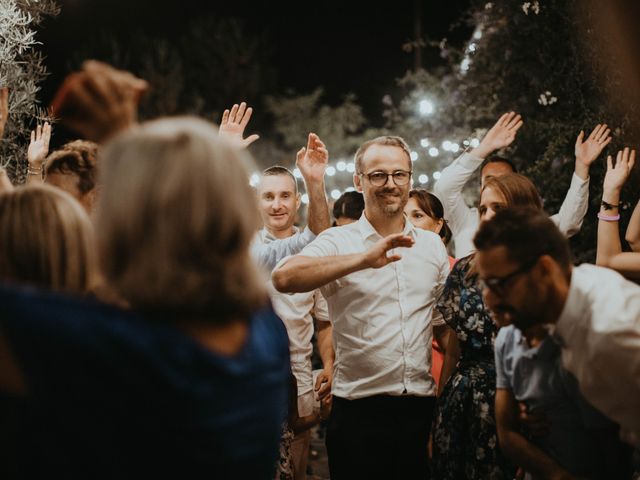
[
  {"left": 404, "top": 189, "right": 454, "bottom": 389},
  {"left": 431, "top": 173, "right": 543, "bottom": 479},
  {"left": 405, "top": 189, "right": 453, "bottom": 247}
]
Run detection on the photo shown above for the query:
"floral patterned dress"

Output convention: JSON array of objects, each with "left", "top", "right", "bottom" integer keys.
[{"left": 431, "top": 255, "right": 515, "bottom": 479}]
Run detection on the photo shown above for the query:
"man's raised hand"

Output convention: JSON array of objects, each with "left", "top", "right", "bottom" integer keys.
[
  {"left": 575, "top": 124, "right": 612, "bottom": 179},
  {"left": 296, "top": 133, "right": 328, "bottom": 183},
  {"left": 472, "top": 112, "right": 523, "bottom": 159},
  {"left": 219, "top": 102, "right": 260, "bottom": 149},
  {"left": 362, "top": 233, "right": 414, "bottom": 269}
]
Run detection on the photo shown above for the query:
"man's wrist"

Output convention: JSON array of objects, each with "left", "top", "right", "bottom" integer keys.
[{"left": 574, "top": 161, "right": 590, "bottom": 180}]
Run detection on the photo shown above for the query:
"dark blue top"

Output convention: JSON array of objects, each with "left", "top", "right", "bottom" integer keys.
[{"left": 0, "top": 284, "right": 290, "bottom": 479}]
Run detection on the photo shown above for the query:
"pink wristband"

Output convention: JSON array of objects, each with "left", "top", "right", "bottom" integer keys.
[{"left": 597, "top": 212, "right": 620, "bottom": 222}]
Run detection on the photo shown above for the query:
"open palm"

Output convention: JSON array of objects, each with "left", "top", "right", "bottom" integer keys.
[
  {"left": 219, "top": 102, "right": 259, "bottom": 149},
  {"left": 296, "top": 133, "right": 328, "bottom": 182},
  {"left": 575, "top": 124, "right": 612, "bottom": 167}
]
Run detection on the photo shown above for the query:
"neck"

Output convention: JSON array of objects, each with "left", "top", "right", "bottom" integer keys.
[
  {"left": 545, "top": 267, "right": 572, "bottom": 325},
  {"left": 266, "top": 225, "right": 295, "bottom": 240},
  {"left": 522, "top": 323, "right": 548, "bottom": 348},
  {"left": 364, "top": 207, "right": 406, "bottom": 237}
]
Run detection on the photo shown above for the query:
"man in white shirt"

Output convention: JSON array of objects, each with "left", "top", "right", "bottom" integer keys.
[
  {"left": 434, "top": 113, "right": 611, "bottom": 257},
  {"left": 255, "top": 142, "right": 334, "bottom": 479},
  {"left": 475, "top": 207, "right": 640, "bottom": 449},
  {"left": 216, "top": 102, "right": 331, "bottom": 271},
  {"left": 273, "top": 136, "right": 450, "bottom": 478}
]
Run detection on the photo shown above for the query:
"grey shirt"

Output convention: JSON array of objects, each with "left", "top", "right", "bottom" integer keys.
[{"left": 495, "top": 325, "right": 612, "bottom": 479}]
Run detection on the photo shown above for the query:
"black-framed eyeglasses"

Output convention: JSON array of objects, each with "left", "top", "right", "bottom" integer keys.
[
  {"left": 359, "top": 170, "right": 412, "bottom": 187},
  {"left": 478, "top": 257, "right": 539, "bottom": 297}
]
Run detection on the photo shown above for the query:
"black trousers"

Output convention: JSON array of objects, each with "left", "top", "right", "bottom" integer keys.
[{"left": 326, "top": 394, "right": 436, "bottom": 480}]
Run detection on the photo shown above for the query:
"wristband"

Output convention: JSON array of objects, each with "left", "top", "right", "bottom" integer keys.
[
  {"left": 601, "top": 200, "right": 619, "bottom": 210},
  {"left": 597, "top": 212, "right": 620, "bottom": 222}
]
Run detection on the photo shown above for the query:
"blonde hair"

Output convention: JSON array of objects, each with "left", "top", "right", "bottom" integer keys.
[
  {"left": 96, "top": 117, "right": 266, "bottom": 321},
  {"left": 0, "top": 185, "right": 97, "bottom": 294}
]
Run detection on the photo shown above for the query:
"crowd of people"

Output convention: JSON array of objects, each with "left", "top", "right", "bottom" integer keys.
[{"left": 0, "top": 59, "right": 638, "bottom": 480}]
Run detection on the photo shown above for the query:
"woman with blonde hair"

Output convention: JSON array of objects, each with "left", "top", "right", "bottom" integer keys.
[
  {"left": 431, "top": 173, "right": 542, "bottom": 479},
  {"left": 0, "top": 184, "right": 97, "bottom": 293},
  {"left": 0, "top": 117, "right": 290, "bottom": 478}
]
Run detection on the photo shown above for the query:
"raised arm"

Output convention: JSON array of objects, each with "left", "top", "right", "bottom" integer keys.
[
  {"left": 272, "top": 233, "right": 414, "bottom": 293},
  {"left": 314, "top": 292, "right": 334, "bottom": 401},
  {"left": 495, "top": 389, "right": 576, "bottom": 480},
  {"left": 218, "top": 102, "right": 260, "bottom": 149},
  {"left": 596, "top": 148, "right": 640, "bottom": 278},
  {"left": 551, "top": 125, "right": 612, "bottom": 237},
  {"left": 296, "top": 133, "right": 330, "bottom": 235},
  {"left": 26, "top": 122, "right": 51, "bottom": 185},
  {"left": 0, "top": 87, "right": 8, "bottom": 141},
  {"left": 51, "top": 61, "right": 147, "bottom": 144},
  {"left": 434, "top": 112, "right": 522, "bottom": 255}
]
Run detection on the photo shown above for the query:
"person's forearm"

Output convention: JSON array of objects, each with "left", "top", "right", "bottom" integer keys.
[
  {"left": 499, "top": 429, "right": 571, "bottom": 479},
  {"left": 552, "top": 173, "right": 589, "bottom": 238},
  {"left": 25, "top": 171, "right": 43, "bottom": 186},
  {"left": 437, "top": 330, "right": 459, "bottom": 396},
  {"left": 625, "top": 200, "right": 640, "bottom": 251},
  {"left": 317, "top": 323, "right": 334, "bottom": 370},
  {"left": 305, "top": 178, "right": 330, "bottom": 235},
  {"left": 596, "top": 188, "right": 622, "bottom": 266},
  {"left": 272, "top": 253, "right": 366, "bottom": 293}
]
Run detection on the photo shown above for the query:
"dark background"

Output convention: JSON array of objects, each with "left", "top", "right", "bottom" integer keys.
[{"left": 38, "top": 0, "right": 470, "bottom": 120}]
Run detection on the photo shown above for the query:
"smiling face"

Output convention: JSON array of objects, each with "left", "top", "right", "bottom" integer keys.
[
  {"left": 258, "top": 174, "right": 300, "bottom": 237},
  {"left": 404, "top": 196, "right": 443, "bottom": 233},
  {"left": 354, "top": 144, "right": 411, "bottom": 218}
]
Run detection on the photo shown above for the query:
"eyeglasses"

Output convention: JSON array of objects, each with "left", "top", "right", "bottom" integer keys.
[
  {"left": 359, "top": 170, "right": 412, "bottom": 187},
  {"left": 478, "top": 257, "right": 539, "bottom": 297}
]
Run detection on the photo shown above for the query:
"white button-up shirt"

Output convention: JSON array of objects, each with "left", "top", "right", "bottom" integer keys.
[
  {"left": 555, "top": 264, "right": 640, "bottom": 443},
  {"left": 434, "top": 152, "right": 589, "bottom": 258},
  {"left": 258, "top": 228, "right": 330, "bottom": 416},
  {"left": 298, "top": 214, "right": 449, "bottom": 400}
]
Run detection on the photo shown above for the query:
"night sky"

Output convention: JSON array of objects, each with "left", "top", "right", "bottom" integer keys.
[{"left": 39, "top": 0, "right": 470, "bottom": 120}]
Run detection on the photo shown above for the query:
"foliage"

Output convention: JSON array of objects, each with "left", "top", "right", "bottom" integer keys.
[
  {"left": 0, "top": 0, "right": 59, "bottom": 181},
  {"left": 384, "top": 0, "right": 638, "bottom": 262}
]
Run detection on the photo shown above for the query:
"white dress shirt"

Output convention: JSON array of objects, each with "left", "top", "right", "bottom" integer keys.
[
  {"left": 297, "top": 214, "right": 450, "bottom": 400},
  {"left": 434, "top": 152, "right": 589, "bottom": 258},
  {"left": 258, "top": 228, "right": 330, "bottom": 417},
  {"left": 555, "top": 263, "right": 640, "bottom": 444},
  {"left": 251, "top": 226, "right": 316, "bottom": 272}
]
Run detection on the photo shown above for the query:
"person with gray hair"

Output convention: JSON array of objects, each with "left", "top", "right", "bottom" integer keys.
[{"left": 0, "top": 111, "right": 290, "bottom": 477}]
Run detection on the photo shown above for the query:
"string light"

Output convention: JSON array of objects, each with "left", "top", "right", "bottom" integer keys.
[
  {"left": 326, "top": 166, "right": 336, "bottom": 176},
  {"left": 293, "top": 168, "right": 302, "bottom": 178},
  {"left": 301, "top": 194, "right": 309, "bottom": 204},
  {"left": 418, "top": 99, "right": 434, "bottom": 116},
  {"left": 410, "top": 151, "right": 419, "bottom": 162},
  {"left": 429, "top": 147, "right": 439, "bottom": 157},
  {"left": 346, "top": 163, "right": 356, "bottom": 173},
  {"left": 330, "top": 189, "right": 341, "bottom": 200},
  {"left": 433, "top": 171, "right": 442, "bottom": 180},
  {"left": 249, "top": 173, "right": 260, "bottom": 187},
  {"left": 336, "top": 161, "right": 347, "bottom": 171},
  {"left": 418, "top": 174, "right": 429, "bottom": 184},
  {"left": 420, "top": 138, "right": 430, "bottom": 148}
]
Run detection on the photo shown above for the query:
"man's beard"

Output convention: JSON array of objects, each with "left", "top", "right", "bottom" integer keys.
[{"left": 374, "top": 188, "right": 407, "bottom": 216}]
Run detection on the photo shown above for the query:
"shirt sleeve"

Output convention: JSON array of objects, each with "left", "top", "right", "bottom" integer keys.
[
  {"left": 297, "top": 229, "right": 343, "bottom": 298},
  {"left": 251, "top": 227, "right": 316, "bottom": 272},
  {"left": 312, "top": 290, "right": 330, "bottom": 323},
  {"left": 549, "top": 173, "right": 589, "bottom": 238},
  {"left": 433, "top": 152, "right": 483, "bottom": 258},
  {"left": 494, "top": 327, "right": 511, "bottom": 390}
]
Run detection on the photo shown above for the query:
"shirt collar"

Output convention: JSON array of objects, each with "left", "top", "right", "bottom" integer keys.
[
  {"left": 357, "top": 212, "right": 416, "bottom": 241},
  {"left": 260, "top": 226, "right": 300, "bottom": 244}
]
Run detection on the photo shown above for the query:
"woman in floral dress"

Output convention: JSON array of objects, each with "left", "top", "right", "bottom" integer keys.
[{"left": 431, "top": 174, "right": 544, "bottom": 479}]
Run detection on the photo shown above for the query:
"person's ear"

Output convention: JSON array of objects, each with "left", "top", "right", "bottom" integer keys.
[
  {"left": 354, "top": 174, "right": 363, "bottom": 193},
  {"left": 434, "top": 218, "right": 444, "bottom": 235}
]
